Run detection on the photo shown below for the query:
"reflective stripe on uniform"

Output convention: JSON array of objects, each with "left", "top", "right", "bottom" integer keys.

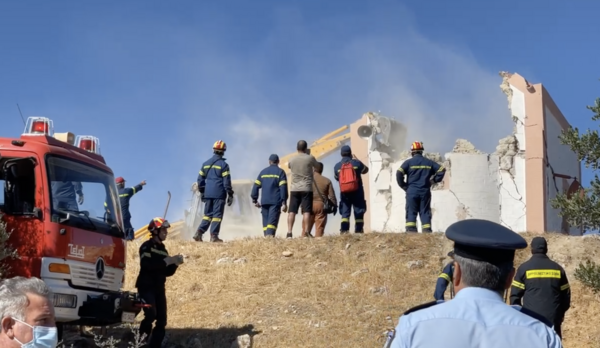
[
  {"left": 439, "top": 273, "right": 451, "bottom": 282},
  {"left": 526, "top": 270, "right": 560, "bottom": 279},
  {"left": 150, "top": 248, "right": 168, "bottom": 256},
  {"left": 512, "top": 280, "right": 525, "bottom": 289}
]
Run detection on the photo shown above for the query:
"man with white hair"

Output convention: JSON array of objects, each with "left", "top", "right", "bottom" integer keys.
[{"left": 0, "top": 276, "right": 57, "bottom": 348}]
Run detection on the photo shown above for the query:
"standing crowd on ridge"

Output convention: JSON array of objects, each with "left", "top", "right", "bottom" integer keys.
[{"left": 4, "top": 138, "right": 571, "bottom": 347}]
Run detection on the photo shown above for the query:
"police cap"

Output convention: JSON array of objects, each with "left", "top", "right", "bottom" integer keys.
[
  {"left": 445, "top": 219, "right": 527, "bottom": 264},
  {"left": 269, "top": 154, "right": 279, "bottom": 162}
]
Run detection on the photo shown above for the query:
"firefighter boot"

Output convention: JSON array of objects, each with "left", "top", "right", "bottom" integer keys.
[
  {"left": 340, "top": 230, "right": 349, "bottom": 235},
  {"left": 210, "top": 235, "right": 223, "bottom": 243},
  {"left": 192, "top": 230, "right": 203, "bottom": 242}
]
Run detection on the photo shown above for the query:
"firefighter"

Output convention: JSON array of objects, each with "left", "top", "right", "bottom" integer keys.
[
  {"left": 333, "top": 145, "right": 369, "bottom": 234},
  {"left": 51, "top": 170, "right": 84, "bottom": 211},
  {"left": 135, "top": 217, "right": 183, "bottom": 348},
  {"left": 434, "top": 251, "right": 455, "bottom": 300},
  {"left": 396, "top": 141, "right": 445, "bottom": 233},
  {"left": 193, "top": 140, "right": 234, "bottom": 243},
  {"left": 250, "top": 154, "right": 289, "bottom": 237},
  {"left": 115, "top": 177, "right": 147, "bottom": 240},
  {"left": 510, "top": 236, "right": 571, "bottom": 339}
]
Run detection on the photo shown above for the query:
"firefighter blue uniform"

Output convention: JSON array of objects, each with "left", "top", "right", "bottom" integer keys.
[
  {"left": 250, "top": 154, "right": 289, "bottom": 237},
  {"left": 119, "top": 183, "right": 144, "bottom": 240},
  {"left": 434, "top": 261, "right": 454, "bottom": 301},
  {"left": 333, "top": 145, "right": 369, "bottom": 233},
  {"left": 51, "top": 181, "right": 83, "bottom": 211},
  {"left": 396, "top": 142, "right": 445, "bottom": 232},
  {"left": 194, "top": 141, "right": 233, "bottom": 242}
]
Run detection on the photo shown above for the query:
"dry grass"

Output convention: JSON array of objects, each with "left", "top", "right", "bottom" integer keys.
[{"left": 117, "top": 232, "right": 600, "bottom": 347}]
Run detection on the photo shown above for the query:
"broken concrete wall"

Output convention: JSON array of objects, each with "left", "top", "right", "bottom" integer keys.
[
  {"left": 366, "top": 131, "right": 531, "bottom": 232},
  {"left": 363, "top": 72, "right": 582, "bottom": 234}
]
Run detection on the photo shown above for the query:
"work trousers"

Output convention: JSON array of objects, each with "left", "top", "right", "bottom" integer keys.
[
  {"left": 261, "top": 204, "right": 281, "bottom": 236},
  {"left": 123, "top": 215, "right": 134, "bottom": 240},
  {"left": 405, "top": 191, "right": 432, "bottom": 232},
  {"left": 197, "top": 198, "right": 226, "bottom": 236},
  {"left": 55, "top": 198, "right": 78, "bottom": 211},
  {"left": 310, "top": 201, "right": 327, "bottom": 237},
  {"left": 138, "top": 286, "right": 167, "bottom": 348},
  {"left": 339, "top": 192, "right": 366, "bottom": 233}
]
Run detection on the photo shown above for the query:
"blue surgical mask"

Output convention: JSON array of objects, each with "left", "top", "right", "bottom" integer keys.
[{"left": 13, "top": 318, "right": 58, "bottom": 348}]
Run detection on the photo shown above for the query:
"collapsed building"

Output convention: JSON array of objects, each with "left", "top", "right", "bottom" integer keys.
[{"left": 351, "top": 72, "right": 583, "bottom": 235}]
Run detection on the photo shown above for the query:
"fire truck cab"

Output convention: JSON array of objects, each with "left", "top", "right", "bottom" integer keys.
[{"left": 0, "top": 117, "right": 141, "bottom": 337}]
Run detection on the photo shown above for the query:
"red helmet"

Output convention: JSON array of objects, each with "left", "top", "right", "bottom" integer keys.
[
  {"left": 148, "top": 217, "right": 170, "bottom": 233},
  {"left": 115, "top": 177, "right": 125, "bottom": 184},
  {"left": 410, "top": 141, "right": 424, "bottom": 151}
]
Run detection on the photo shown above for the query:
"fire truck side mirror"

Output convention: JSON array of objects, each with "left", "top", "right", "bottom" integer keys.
[{"left": 33, "top": 207, "right": 42, "bottom": 220}]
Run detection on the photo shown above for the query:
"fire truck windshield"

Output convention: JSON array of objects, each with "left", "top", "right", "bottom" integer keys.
[{"left": 46, "top": 155, "right": 124, "bottom": 238}]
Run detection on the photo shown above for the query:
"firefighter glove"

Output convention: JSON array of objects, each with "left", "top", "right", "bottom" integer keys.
[
  {"left": 227, "top": 192, "right": 234, "bottom": 206},
  {"left": 164, "top": 256, "right": 177, "bottom": 266},
  {"left": 201, "top": 193, "right": 206, "bottom": 203},
  {"left": 332, "top": 205, "right": 338, "bottom": 216},
  {"left": 174, "top": 254, "right": 184, "bottom": 265}
]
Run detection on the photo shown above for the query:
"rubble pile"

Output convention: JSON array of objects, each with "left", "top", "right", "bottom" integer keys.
[
  {"left": 451, "top": 139, "right": 484, "bottom": 154},
  {"left": 495, "top": 135, "right": 519, "bottom": 174}
]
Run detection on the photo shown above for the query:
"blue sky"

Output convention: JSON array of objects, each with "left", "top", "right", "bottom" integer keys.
[{"left": 1, "top": 0, "right": 598, "bottom": 231}]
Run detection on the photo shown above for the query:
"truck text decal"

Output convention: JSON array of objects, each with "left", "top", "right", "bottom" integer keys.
[{"left": 68, "top": 244, "right": 85, "bottom": 259}]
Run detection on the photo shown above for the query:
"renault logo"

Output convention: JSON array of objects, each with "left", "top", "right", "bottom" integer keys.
[{"left": 95, "top": 257, "right": 105, "bottom": 280}]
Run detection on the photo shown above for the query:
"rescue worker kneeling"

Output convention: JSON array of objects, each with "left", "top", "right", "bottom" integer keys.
[
  {"left": 250, "top": 154, "right": 289, "bottom": 237},
  {"left": 135, "top": 217, "right": 184, "bottom": 348},
  {"left": 396, "top": 141, "right": 445, "bottom": 232}
]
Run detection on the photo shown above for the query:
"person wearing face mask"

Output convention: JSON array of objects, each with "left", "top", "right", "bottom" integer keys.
[
  {"left": 0, "top": 276, "right": 58, "bottom": 348},
  {"left": 135, "top": 217, "right": 184, "bottom": 348}
]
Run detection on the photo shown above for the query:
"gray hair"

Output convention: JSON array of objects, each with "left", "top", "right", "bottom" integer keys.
[
  {"left": 453, "top": 255, "right": 514, "bottom": 294},
  {"left": 0, "top": 277, "right": 52, "bottom": 321}
]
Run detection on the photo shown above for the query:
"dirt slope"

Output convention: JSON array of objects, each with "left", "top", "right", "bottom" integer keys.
[{"left": 120, "top": 233, "right": 600, "bottom": 348}]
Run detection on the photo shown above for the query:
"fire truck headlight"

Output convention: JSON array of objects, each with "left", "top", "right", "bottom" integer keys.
[{"left": 53, "top": 294, "right": 77, "bottom": 308}]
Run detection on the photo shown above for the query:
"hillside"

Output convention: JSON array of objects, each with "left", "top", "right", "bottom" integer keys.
[{"left": 109, "top": 232, "right": 600, "bottom": 347}]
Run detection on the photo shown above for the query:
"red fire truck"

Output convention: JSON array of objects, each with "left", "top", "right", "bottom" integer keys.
[{"left": 0, "top": 117, "right": 142, "bottom": 338}]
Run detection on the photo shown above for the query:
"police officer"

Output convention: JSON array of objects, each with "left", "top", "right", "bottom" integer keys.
[
  {"left": 510, "top": 237, "right": 571, "bottom": 339},
  {"left": 433, "top": 251, "right": 455, "bottom": 300},
  {"left": 333, "top": 145, "right": 369, "bottom": 234},
  {"left": 387, "top": 219, "right": 562, "bottom": 348},
  {"left": 193, "top": 140, "right": 234, "bottom": 243},
  {"left": 250, "top": 154, "right": 289, "bottom": 237},
  {"left": 135, "top": 217, "right": 183, "bottom": 348},
  {"left": 115, "top": 176, "right": 147, "bottom": 240},
  {"left": 396, "top": 141, "right": 445, "bottom": 233}
]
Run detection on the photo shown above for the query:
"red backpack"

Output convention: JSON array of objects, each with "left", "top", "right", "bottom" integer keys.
[{"left": 339, "top": 162, "right": 359, "bottom": 193}]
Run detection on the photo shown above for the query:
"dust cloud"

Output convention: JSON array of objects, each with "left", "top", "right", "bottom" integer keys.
[{"left": 173, "top": 4, "right": 512, "bottom": 241}]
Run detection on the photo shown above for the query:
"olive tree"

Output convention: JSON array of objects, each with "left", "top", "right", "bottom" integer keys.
[{"left": 550, "top": 94, "right": 600, "bottom": 230}]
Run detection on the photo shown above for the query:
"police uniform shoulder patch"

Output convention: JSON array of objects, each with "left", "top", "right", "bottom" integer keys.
[
  {"left": 510, "top": 305, "right": 553, "bottom": 327},
  {"left": 403, "top": 300, "right": 444, "bottom": 316}
]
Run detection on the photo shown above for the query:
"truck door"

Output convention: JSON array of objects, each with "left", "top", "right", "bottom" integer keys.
[{"left": 0, "top": 154, "right": 45, "bottom": 277}]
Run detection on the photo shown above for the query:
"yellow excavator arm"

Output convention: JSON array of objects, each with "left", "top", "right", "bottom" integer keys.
[{"left": 134, "top": 124, "right": 352, "bottom": 240}]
